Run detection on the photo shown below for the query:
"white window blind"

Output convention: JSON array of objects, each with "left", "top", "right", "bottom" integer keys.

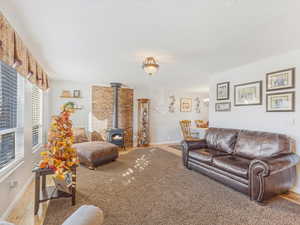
[
  {"left": 0, "top": 61, "right": 18, "bottom": 169},
  {"left": 32, "top": 85, "right": 42, "bottom": 148}
]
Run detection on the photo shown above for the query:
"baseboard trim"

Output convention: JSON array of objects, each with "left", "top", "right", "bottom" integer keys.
[
  {"left": 281, "top": 191, "right": 300, "bottom": 205},
  {"left": 1, "top": 174, "right": 34, "bottom": 220},
  {"left": 150, "top": 140, "right": 181, "bottom": 145}
]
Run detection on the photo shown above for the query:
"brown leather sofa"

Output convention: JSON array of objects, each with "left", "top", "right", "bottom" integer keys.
[{"left": 182, "top": 127, "right": 300, "bottom": 203}]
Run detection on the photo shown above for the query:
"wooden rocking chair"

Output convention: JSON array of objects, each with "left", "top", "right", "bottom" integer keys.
[{"left": 179, "top": 120, "right": 201, "bottom": 141}]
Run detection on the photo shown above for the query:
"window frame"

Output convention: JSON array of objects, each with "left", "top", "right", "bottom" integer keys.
[
  {"left": 32, "top": 84, "right": 43, "bottom": 151},
  {"left": 0, "top": 66, "right": 25, "bottom": 176}
]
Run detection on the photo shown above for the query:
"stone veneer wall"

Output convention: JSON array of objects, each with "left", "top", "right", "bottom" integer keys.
[{"left": 91, "top": 85, "right": 134, "bottom": 147}]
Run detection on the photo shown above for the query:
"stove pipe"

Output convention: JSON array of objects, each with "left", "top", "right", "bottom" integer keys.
[{"left": 110, "top": 82, "right": 122, "bottom": 128}]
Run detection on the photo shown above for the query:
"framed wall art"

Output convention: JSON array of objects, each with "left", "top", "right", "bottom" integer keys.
[
  {"left": 194, "top": 97, "right": 201, "bottom": 113},
  {"left": 266, "top": 91, "right": 295, "bottom": 112},
  {"left": 266, "top": 68, "right": 295, "bottom": 91},
  {"left": 168, "top": 95, "right": 176, "bottom": 113},
  {"left": 73, "top": 90, "right": 81, "bottom": 98},
  {"left": 180, "top": 98, "right": 192, "bottom": 112},
  {"left": 217, "top": 82, "right": 230, "bottom": 100},
  {"left": 234, "top": 81, "right": 262, "bottom": 106},
  {"left": 215, "top": 102, "right": 231, "bottom": 112}
]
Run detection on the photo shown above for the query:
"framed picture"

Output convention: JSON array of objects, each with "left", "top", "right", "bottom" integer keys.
[
  {"left": 73, "top": 90, "right": 81, "bottom": 98},
  {"left": 217, "top": 82, "right": 230, "bottom": 100},
  {"left": 180, "top": 98, "right": 192, "bottom": 112},
  {"left": 215, "top": 102, "right": 231, "bottom": 112},
  {"left": 266, "top": 68, "right": 295, "bottom": 91},
  {"left": 266, "top": 91, "right": 295, "bottom": 112},
  {"left": 234, "top": 81, "right": 262, "bottom": 106}
]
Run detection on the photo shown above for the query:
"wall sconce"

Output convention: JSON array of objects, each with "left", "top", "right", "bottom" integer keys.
[{"left": 203, "top": 98, "right": 210, "bottom": 107}]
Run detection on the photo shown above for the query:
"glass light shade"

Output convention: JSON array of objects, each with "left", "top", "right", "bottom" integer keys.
[
  {"left": 143, "top": 57, "right": 159, "bottom": 75},
  {"left": 144, "top": 65, "right": 158, "bottom": 75}
]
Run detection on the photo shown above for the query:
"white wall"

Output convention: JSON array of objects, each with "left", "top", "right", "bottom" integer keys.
[
  {"left": 50, "top": 80, "right": 92, "bottom": 129},
  {"left": 0, "top": 80, "right": 51, "bottom": 218},
  {"left": 134, "top": 86, "right": 209, "bottom": 144},
  {"left": 209, "top": 49, "right": 300, "bottom": 194},
  {"left": 50, "top": 80, "right": 209, "bottom": 145}
]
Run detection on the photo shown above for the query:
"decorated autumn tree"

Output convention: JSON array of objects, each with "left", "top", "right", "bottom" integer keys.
[{"left": 39, "top": 102, "right": 79, "bottom": 179}]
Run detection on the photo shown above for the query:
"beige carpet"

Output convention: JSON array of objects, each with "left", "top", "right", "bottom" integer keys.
[
  {"left": 168, "top": 144, "right": 182, "bottom": 151},
  {"left": 44, "top": 148, "right": 300, "bottom": 225}
]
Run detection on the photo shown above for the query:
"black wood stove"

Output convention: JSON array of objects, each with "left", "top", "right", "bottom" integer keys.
[{"left": 107, "top": 82, "right": 125, "bottom": 149}]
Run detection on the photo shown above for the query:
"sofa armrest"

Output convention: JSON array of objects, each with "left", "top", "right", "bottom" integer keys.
[
  {"left": 249, "top": 154, "right": 300, "bottom": 202},
  {"left": 0, "top": 221, "right": 15, "bottom": 225},
  {"left": 250, "top": 154, "right": 300, "bottom": 176},
  {"left": 62, "top": 205, "right": 104, "bottom": 225},
  {"left": 181, "top": 139, "right": 207, "bottom": 168},
  {"left": 181, "top": 139, "right": 207, "bottom": 151}
]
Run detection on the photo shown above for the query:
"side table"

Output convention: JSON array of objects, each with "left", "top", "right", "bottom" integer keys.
[{"left": 32, "top": 166, "right": 77, "bottom": 215}]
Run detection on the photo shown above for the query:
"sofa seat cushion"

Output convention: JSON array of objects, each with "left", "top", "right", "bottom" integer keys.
[
  {"left": 212, "top": 155, "right": 250, "bottom": 179},
  {"left": 189, "top": 148, "right": 228, "bottom": 163}
]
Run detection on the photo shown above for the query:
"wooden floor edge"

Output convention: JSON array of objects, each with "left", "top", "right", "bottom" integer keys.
[{"left": 281, "top": 191, "right": 300, "bottom": 205}]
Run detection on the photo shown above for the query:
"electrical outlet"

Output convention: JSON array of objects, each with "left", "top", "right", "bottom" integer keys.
[{"left": 9, "top": 180, "right": 18, "bottom": 189}]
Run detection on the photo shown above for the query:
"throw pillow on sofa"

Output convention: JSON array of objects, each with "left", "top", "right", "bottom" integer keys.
[
  {"left": 91, "top": 131, "right": 105, "bottom": 142},
  {"left": 73, "top": 128, "right": 89, "bottom": 143}
]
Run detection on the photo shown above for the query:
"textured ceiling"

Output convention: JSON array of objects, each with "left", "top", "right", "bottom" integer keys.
[{"left": 1, "top": 0, "right": 300, "bottom": 91}]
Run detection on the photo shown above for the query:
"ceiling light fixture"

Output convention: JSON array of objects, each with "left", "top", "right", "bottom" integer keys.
[{"left": 142, "top": 57, "right": 159, "bottom": 75}]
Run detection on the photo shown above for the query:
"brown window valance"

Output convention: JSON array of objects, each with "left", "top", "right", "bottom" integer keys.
[
  {"left": 42, "top": 71, "right": 49, "bottom": 90},
  {"left": 27, "top": 51, "right": 37, "bottom": 83},
  {"left": 0, "top": 12, "right": 50, "bottom": 90},
  {"left": 13, "top": 32, "right": 28, "bottom": 76},
  {"left": 36, "top": 63, "right": 43, "bottom": 89},
  {"left": 44, "top": 74, "right": 49, "bottom": 90},
  {"left": 0, "top": 14, "right": 14, "bottom": 65}
]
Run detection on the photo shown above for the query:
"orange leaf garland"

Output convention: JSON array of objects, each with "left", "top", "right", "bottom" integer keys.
[{"left": 39, "top": 103, "right": 79, "bottom": 178}]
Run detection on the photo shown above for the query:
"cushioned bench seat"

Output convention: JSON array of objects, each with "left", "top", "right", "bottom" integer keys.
[{"left": 74, "top": 141, "right": 119, "bottom": 169}]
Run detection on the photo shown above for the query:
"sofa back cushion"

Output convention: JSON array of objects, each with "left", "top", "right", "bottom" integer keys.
[
  {"left": 234, "top": 130, "right": 291, "bottom": 159},
  {"left": 205, "top": 128, "right": 239, "bottom": 153}
]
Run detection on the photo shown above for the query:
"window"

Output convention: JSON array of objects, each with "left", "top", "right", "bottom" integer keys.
[
  {"left": 0, "top": 61, "right": 24, "bottom": 170},
  {"left": 32, "top": 85, "right": 43, "bottom": 148}
]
